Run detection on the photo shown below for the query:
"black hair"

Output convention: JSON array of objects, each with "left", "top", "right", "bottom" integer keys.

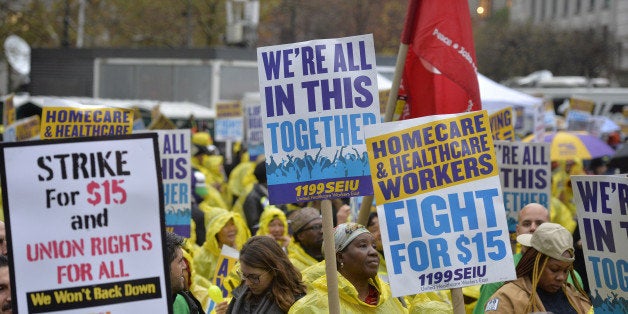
[
  {"left": 254, "top": 161, "right": 267, "bottom": 184},
  {"left": 165, "top": 232, "right": 184, "bottom": 265},
  {"left": 367, "top": 211, "right": 378, "bottom": 228},
  {"left": 0, "top": 255, "right": 7, "bottom": 267}
]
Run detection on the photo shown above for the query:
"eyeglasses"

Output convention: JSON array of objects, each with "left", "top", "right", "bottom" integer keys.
[
  {"left": 237, "top": 269, "right": 267, "bottom": 285},
  {"left": 300, "top": 224, "right": 323, "bottom": 233}
]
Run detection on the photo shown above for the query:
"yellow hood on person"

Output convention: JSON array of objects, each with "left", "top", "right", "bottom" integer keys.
[
  {"left": 288, "top": 273, "right": 407, "bottom": 313},
  {"left": 192, "top": 209, "right": 249, "bottom": 282}
]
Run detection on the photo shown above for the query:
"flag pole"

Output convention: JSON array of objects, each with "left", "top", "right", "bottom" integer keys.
[
  {"left": 356, "top": 0, "right": 418, "bottom": 225},
  {"left": 451, "top": 287, "right": 466, "bottom": 314},
  {"left": 357, "top": 2, "right": 468, "bottom": 313}
]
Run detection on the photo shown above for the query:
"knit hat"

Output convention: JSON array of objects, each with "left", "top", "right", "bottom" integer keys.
[
  {"left": 334, "top": 222, "right": 369, "bottom": 253},
  {"left": 289, "top": 207, "right": 321, "bottom": 234},
  {"left": 517, "top": 222, "right": 574, "bottom": 262}
]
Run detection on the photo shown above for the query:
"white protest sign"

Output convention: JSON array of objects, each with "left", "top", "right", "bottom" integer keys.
[
  {"left": 0, "top": 134, "right": 170, "bottom": 313},
  {"left": 244, "top": 101, "right": 264, "bottom": 160},
  {"left": 257, "top": 34, "right": 381, "bottom": 204},
  {"left": 156, "top": 129, "right": 192, "bottom": 237},
  {"left": 214, "top": 101, "right": 243, "bottom": 142},
  {"left": 572, "top": 175, "right": 628, "bottom": 313},
  {"left": 494, "top": 140, "right": 551, "bottom": 233},
  {"left": 365, "top": 110, "right": 515, "bottom": 296}
]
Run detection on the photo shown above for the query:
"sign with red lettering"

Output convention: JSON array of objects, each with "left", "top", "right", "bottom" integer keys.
[{"left": 0, "top": 134, "right": 171, "bottom": 313}]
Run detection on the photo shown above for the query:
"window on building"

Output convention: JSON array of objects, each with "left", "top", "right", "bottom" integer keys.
[
  {"left": 564, "top": 0, "right": 570, "bottom": 16},
  {"left": 576, "top": 0, "right": 582, "bottom": 14},
  {"left": 589, "top": 0, "right": 595, "bottom": 12},
  {"left": 603, "top": 0, "right": 610, "bottom": 9},
  {"left": 551, "top": 0, "right": 557, "bottom": 17},
  {"left": 541, "top": 0, "right": 546, "bottom": 20},
  {"left": 531, "top": 0, "right": 536, "bottom": 21}
]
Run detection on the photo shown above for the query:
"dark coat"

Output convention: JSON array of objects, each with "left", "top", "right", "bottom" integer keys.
[{"left": 226, "top": 285, "right": 285, "bottom": 314}]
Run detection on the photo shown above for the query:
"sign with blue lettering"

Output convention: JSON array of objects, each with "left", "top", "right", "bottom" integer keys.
[
  {"left": 215, "top": 101, "right": 243, "bottom": 142},
  {"left": 244, "top": 101, "right": 264, "bottom": 160},
  {"left": 572, "top": 175, "right": 628, "bottom": 313},
  {"left": 494, "top": 141, "right": 551, "bottom": 233},
  {"left": 155, "top": 129, "right": 192, "bottom": 237},
  {"left": 488, "top": 107, "right": 514, "bottom": 141},
  {"left": 257, "top": 34, "right": 380, "bottom": 204},
  {"left": 364, "top": 110, "right": 515, "bottom": 296}
]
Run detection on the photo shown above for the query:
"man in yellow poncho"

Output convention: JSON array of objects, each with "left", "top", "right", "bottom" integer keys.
[{"left": 287, "top": 207, "right": 324, "bottom": 272}]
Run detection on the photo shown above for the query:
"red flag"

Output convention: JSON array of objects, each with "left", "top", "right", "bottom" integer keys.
[{"left": 398, "top": 0, "right": 481, "bottom": 119}]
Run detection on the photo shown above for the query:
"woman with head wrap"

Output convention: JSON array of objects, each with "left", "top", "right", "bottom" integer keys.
[
  {"left": 484, "top": 223, "right": 591, "bottom": 313},
  {"left": 214, "top": 236, "right": 306, "bottom": 314},
  {"left": 289, "top": 222, "right": 407, "bottom": 313}
]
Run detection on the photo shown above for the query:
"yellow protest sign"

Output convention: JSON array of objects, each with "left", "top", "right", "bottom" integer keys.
[
  {"left": 212, "top": 245, "right": 239, "bottom": 300},
  {"left": 488, "top": 107, "right": 514, "bottom": 141},
  {"left": 3, "top": 115, "right": 40, "bottom": 142},
  {"left": 216, "top": 101, "right": 242, "bottom": 118},
  {"left": 366, "top": 111, "right": 497, "bottom": 204},
  {"left": 3, "top": 94, "right": 15, "bottom": 127},
  {"left": 40, "top": 107, "right": 134, "bottom": 139},
  {"left": 569, "top": 97, "right": 595, "bottom": 113}
]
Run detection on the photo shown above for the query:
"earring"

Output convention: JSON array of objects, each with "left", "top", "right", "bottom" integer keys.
[{"left": 339, "top": 262, "right": 344, "bottom": 270}]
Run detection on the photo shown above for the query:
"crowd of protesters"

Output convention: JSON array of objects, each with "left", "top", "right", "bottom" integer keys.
[
  {"left": 167, "top": 131, "right": 614, "bottom": 314},
  {"left": 0, "top": 128, "right": 618, "bottom": 314}
]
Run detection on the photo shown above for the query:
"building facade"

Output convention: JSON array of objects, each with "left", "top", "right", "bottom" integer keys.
[{"left": 508, "top": 0, "right": 628, "bottom": 85}]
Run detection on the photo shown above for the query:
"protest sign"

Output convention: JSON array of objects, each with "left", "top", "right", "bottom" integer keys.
[
  {"left": 364, "top": 110, "right": 515, "bottom": 296},
  {"left": 2, "top": 94, "right": 15, "bottom": 127},
  {"left": 214, "top": 101, "right": 243, "bottom": 142},
  {"left": 208, "top": 245, "right": 239, "bottom": 311},
  {"left": 2, "top": 94, "right": 16, "bottom": 127},
  {"left": 40, "top": 106, "right": 134, "bottom": 139},
  {"left": 257, "top": 34, "right": 381, "bottom": 204},
  {"left": 244, "top": 100, "right": 264, "bottom": 160},
  {"left": 0, "top": 134, "right": 171, "bottom": 313},
  {"left": 572, "top": 175, "right": 628, "bottom": 313},
  {"left": 155, "top": 129, "right": 192, "bottom": 237},
  {"left": 3, "top": 115, "right": 40, "bottom": 142},
  {"left": 488, "top": 107, "right": 514, "bottom": 142},
  {"left": 494, "top": 141, "right": 551, "bottom": 233}
]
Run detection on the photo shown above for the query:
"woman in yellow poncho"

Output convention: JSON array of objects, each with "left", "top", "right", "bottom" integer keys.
[
  {"left": 256, "top": 206, "right": 291, "bottom": 250},
  {"left": 192, "top": 208, "right": 250, "bottom": 282},
  {"left": 289, "top": 223, "right": 407, "bottom": 313}
]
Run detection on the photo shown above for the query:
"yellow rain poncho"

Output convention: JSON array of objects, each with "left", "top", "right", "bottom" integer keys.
[
  {"left": 288, "top": 272, "right": 407, "bottom": 313},
  {"left": 552, "top": 159, "right": 584, "bottom": 217},
  {"left": 256, "top": 206, "right": 289, "bottom": 237},
  {"left": 302, "top": 257, "right": 388, "bottom": 292},
  {"left": 227, "top": 161, "right": 257, "bottom": 198},
  {"left": 200, "top": 184, "right": 229, "bottom": 211},
  {"left": 228, "top": 161, "right": 258, "bottom": 220},
  {"left": 192, "top": 209, "right": 250, "bottom": 282},
  {"left": 408, "top": 291, "right": 452, "bottom": 313},
  {"left": 201, "top": 155, "right": 232, "bottom": 208},
  {"left": 182, "top": 248, "right": 211, "bottom": 312},
  {"left": 202, "top": 155, "right": 226, "bottom": 185},
  {"left": 288, "top": 242, "right": 320, "bottom": 272},
  {"left": 550, "top": 196, "right": 576, "bottom": 233}
]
